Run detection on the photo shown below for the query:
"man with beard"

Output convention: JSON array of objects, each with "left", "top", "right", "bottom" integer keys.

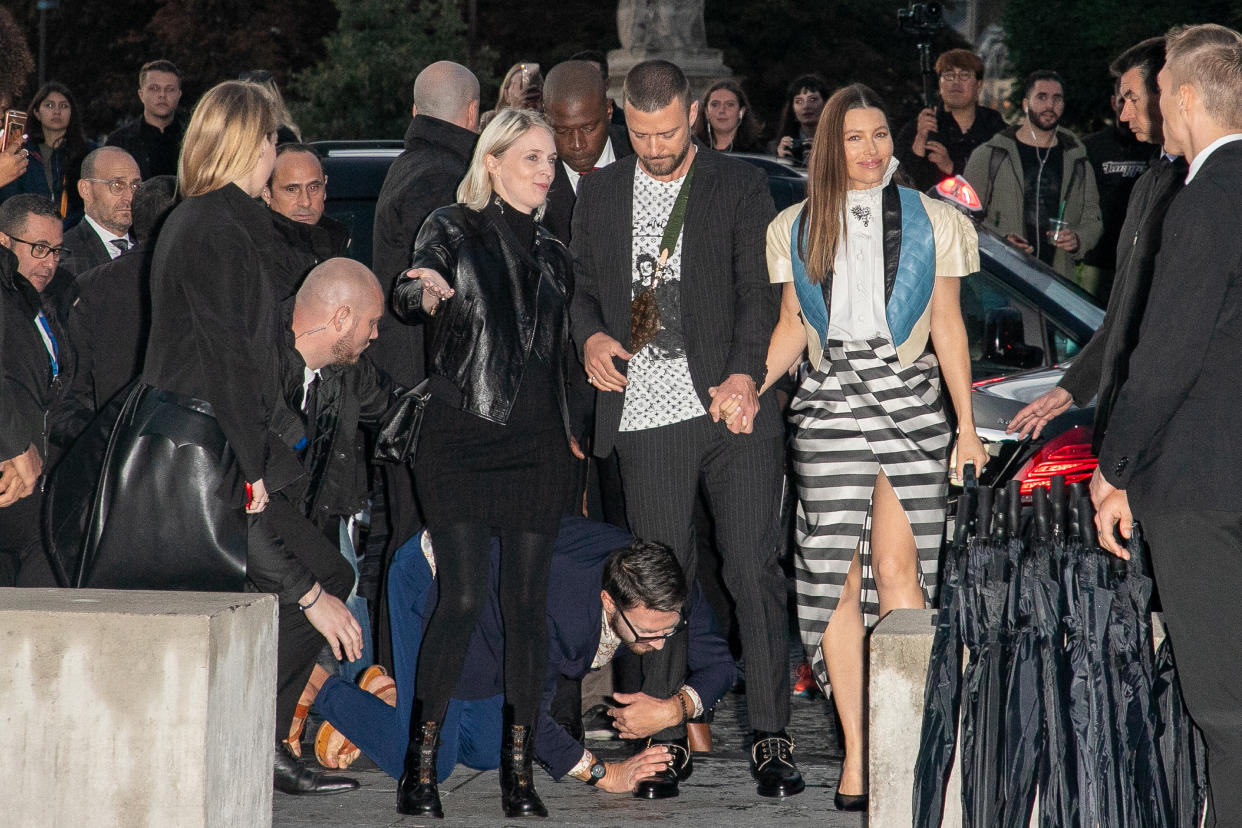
[
  {"left": 965, "top": 70, "right": 1103, "bottom": 281},
  {"left": 570, "top": 59, "right": 802, "bottom": 800},
  {"left": 1008, "top": 37, "right": 1186, "bottom": 446}
]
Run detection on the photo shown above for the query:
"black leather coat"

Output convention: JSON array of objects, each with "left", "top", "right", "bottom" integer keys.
[{"left": 392, "top": 203, "right": 574, "bottom": 435}]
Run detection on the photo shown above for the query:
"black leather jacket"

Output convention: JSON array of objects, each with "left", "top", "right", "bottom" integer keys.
[{"left": 392, "top": 203, "right": 574, "bottom": 434}]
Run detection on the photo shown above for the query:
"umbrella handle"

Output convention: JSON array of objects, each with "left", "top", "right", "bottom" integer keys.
[
  {"left": 976, "top": 486, "right": 994, "bottom": 537},
  {"left": 1050, "top": 475, "right": 1067, "bottom": 536},
  {"left": 992, "top": 486, "right": 1009, "bottom": 540},
  {"left": 1079, "top": 495, "right": 1097, "bottom": 548},
  {"left": 954, "top": 485, "right": 977, "bottom": 547},
  {"left": 1032, "top": 487, "right": 1051, "bottom": 541},
  {"left": 1006, "top": 479, "right": 1022, "bottom": 539}
]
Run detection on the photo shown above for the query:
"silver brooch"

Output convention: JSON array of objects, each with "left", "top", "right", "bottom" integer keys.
[{"left": 850, "top": 205, "right": 872, "bottom": 227}]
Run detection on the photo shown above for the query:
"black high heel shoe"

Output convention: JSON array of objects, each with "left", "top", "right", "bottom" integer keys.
[{"left": 833, "top": 787, "right": 868, "bottom": 812}]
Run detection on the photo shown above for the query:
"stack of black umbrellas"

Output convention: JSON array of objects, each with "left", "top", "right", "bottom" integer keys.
[{"left": 913, "top": 472, "right": 1207, "bottom": 827}]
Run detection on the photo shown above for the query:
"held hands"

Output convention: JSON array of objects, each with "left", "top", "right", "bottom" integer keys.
[
  {"left": 303, "top": 585, "right": 365, "bottom": 662},
  {"left": 597, "top": 745, "right": 674, "bottom": 794},
  {"left": 607, "top": 692, "right": 681, "bottom": 740},
  {"left": 1007, "top": 386, "right": 1073, "bottom": 440},
  {"left": 708, "top": 374, "right": 759, "bottom": 434},
  {"left": 404, "top": 267, "right": 454, "bottom": 315},
  {"left": 583, "top": 332, "right": 632, "bottom": 392},
  {"left": 0, "top": 444, "right": 42, "bottom": 508}
]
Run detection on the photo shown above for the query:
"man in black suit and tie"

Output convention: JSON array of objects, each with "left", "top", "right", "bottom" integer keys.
[
  {"left": 570, "top": 59, "right": 802, "bottom": 799},
  {"left": 1008, "top": 36, "right": 1186, "bottom": 447},
  {"left": 1093, "top": 24, "right": 1242, "bottom": 827},
  {"left": 542, "top": 60, "right": 633, "bottom": 245},
  {"left": 60, "top": 147, "right": 140, "bottom": 276}
]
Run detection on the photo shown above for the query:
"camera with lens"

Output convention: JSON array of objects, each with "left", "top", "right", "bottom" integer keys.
[
  {"left": 898, "top": 2, "right": 945, "bottom": 37},
  {"left": 789, "top": 137, "right": 813, "bottom": 166}
]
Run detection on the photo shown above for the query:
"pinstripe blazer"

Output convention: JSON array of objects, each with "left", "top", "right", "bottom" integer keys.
[{"left": 568, "top": 146, "right": 781, "bottom": 456}]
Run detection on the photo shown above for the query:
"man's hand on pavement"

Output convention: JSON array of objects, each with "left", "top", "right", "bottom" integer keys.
[{"left": 596, "top": 745, "right": 673, "bottom": 794}]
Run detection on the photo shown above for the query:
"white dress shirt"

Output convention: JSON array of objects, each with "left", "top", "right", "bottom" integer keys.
[
  {"left": 826, "top": 156, "right": 900, "bottom": 342},
  {"left": 564, "top": 137, "right": 617, "bottom": 194}
]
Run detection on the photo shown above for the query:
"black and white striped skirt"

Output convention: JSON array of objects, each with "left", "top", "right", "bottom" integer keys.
[{"left": 788, "top": 338, "right": 951, "bottom": 691}]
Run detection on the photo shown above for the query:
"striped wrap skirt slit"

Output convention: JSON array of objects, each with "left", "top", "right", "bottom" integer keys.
[{"left": 789, "top": 338, "right": 951, "bottom": 692}]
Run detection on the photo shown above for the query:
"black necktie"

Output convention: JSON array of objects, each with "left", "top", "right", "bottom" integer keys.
[{"left": 110, "top": 238, "right": 130, "bottom": 255}]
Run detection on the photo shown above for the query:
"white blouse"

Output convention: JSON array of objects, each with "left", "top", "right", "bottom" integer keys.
[{"left": 826, "top": 156, "right": 900, "bottom": 343}]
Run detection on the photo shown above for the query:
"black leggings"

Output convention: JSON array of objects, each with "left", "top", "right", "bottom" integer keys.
[{"left": 414, "top": 521, "right": 555, "bottom": 727}]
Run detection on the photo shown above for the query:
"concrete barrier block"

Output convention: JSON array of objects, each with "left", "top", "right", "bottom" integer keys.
[
  {"left": 869, "top": 608, "right": 961, "bottom": 828},
  {"left": 0, "top": 589, "right": 278, "bottom": 828}
]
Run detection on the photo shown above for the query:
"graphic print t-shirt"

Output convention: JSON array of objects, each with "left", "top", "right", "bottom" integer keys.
[{"left": 618, "top": 164, "right": 705, "bottom": 431}]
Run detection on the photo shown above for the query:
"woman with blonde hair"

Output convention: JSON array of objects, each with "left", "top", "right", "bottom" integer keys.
[
  {"left": 80, "top": 80, "right": 363, "bottom": 796},
  {"left": 392, "top": 107, "right": 576, "bottom": 819},
  {"left": 724, "top": 83, "right": 987, "bottom": 811}
]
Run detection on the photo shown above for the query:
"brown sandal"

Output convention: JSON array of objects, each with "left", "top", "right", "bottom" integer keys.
[{"left": 313, "top": 665, "right": 398, "bottom": 768}]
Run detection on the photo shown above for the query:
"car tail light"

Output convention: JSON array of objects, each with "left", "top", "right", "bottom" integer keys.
[
  {"left": 935, "top": 175, "right": 982, "bottom": 212},
  {"left": 1013, "top": 425, "right": 1097, "bottom": 496},
  {"left": 972, "top": 375, "right": 1008, "bottom": 389}
]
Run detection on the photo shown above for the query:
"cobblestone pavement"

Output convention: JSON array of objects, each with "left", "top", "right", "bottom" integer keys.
[{"left": 274, "top": 643, "right": 872, "bottom": 827}]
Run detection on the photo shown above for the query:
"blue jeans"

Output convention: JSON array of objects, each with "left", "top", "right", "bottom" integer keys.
[{"left": 315, "top": 532, "right": 503, "bottom": 781}]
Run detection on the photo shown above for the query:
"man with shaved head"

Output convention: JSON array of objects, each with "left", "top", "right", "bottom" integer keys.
[
  {"left": 261, "top": 256, "right": 415, "bottom": 795},
  {"left": 542, "top": 60, "right": 633, "bottom": 244},
  {"left": 369, "top": 61, "right": 481, "bottom": 579},
  {"left": 60, "top": 146, "right": 141, "bottom": 275}
]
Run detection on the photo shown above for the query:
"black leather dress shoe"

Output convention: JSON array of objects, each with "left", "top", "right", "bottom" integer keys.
[
  {"left": 750, "top": 731, "right": 805, "bottom": 798},
  {"left": 273, "top": 742, "right": 359, "bottom": 795},
  {"left": 633, "top": 737, "right": 692, "bottom": 799}
]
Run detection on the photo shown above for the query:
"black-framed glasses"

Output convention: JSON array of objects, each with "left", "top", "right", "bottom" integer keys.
[
  {"left": 83, "top": 178, "right": 140, "bottom": 196},
  {"left": 7, "top": 235, "right": 70, "bottom": 260},
  {"left": 614, "top": 604, "right": 687, "bottom": 644}
]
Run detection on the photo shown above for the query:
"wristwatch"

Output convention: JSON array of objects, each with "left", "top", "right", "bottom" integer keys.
[{"left": 584, "top": 760, "right": 607, "bottom": 786}]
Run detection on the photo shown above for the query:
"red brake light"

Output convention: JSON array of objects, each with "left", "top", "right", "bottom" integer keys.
[
  {"left": 1014, "top": 425, "right": 1098, "bottom": 496},
  {"left": 935, "top": 175, "right": 982, "bottom": 211}
]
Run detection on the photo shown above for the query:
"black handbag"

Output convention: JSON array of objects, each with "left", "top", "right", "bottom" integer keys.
[{"left": 373, "top": 377, "right": 432, "bottom": 464}]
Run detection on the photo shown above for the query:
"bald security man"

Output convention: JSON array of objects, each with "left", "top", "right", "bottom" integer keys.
[
  {"left": 61, "top": 147, "right": 141, "bottom": 275},
  {"left": 542, "top": 60, "right": 633, "bottom": 244}
]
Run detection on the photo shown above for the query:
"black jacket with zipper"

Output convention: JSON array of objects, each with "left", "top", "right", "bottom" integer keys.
[{"left": 391, "top": 202, "right": 575, "bottom": 438}]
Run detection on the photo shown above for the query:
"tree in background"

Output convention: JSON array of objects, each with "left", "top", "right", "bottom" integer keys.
[
  {"left": 1002, "top": 0, "right": 1242, "bottom": 129},
  {"left": 4, "top": 0, "right": 335, "bottom": 139},
  {"left": 293, "top": 0, "right": 495, "bottom": 139},
  {"left": 704, "top": 0, "right": 965, "bottom": 145}
]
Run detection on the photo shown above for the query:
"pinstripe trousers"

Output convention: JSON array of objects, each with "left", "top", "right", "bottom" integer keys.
[{"left": 614, "top": 413, "right": 790, "bottom": 735}]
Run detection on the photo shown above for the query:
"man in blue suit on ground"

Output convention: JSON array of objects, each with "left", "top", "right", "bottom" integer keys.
[{"left": 315, "top": 515, "right": 735, "bottom": 796}]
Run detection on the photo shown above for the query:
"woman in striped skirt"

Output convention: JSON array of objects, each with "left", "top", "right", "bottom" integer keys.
[{"left": 722, "top": 84, "right": 988, "bottom": 810}]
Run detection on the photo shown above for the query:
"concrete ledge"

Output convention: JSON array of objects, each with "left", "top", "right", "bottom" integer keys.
[
  {"left": 0, "top": 589, "right": 278, "bottom": 828},
  {"left": 869, "top": 608, "right": 961, "bottom": 828}
]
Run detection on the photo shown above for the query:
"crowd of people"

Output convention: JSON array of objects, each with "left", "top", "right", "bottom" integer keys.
[{"left": 2, "top": 14, "right": 1241, "bottom": 826}]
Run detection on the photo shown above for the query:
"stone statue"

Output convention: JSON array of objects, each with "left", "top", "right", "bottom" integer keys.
[{"left": 617, "top": 0, "right": 708, "bottom": 52}]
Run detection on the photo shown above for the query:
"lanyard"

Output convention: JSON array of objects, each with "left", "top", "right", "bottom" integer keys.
[{"left": 34, "top": 310, "right": 59, "bottom": 378}]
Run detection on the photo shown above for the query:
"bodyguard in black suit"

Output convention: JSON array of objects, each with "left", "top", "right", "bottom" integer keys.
[
  {"left": 1008, "top": 37, "right": 1185, "bottom": 447},
  {"left": 59, "top": 147, "right": 140, "bottom": 276},
  {"left": 1093, "top": 25, "right": 1242, "bottom": 827},
  {"left": 570, "top": 60, "right": 802, "bottom": 798}
]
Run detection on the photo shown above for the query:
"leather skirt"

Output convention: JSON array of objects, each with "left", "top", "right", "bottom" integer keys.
[{"left": 48, "top": 383, "right": 248, "bottom": 590}]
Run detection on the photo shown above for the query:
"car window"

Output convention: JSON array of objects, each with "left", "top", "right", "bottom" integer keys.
[
  {"left": 1048, "top": 321, "right": 1082, "bottom": 364},
  {"left": 960, "top": 269, "right": 1047, "bottom": 379}
]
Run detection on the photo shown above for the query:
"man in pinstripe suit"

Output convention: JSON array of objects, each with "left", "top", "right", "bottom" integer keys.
[{"left": 570, "top": 59, "right": 803, "bottom": 799}]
